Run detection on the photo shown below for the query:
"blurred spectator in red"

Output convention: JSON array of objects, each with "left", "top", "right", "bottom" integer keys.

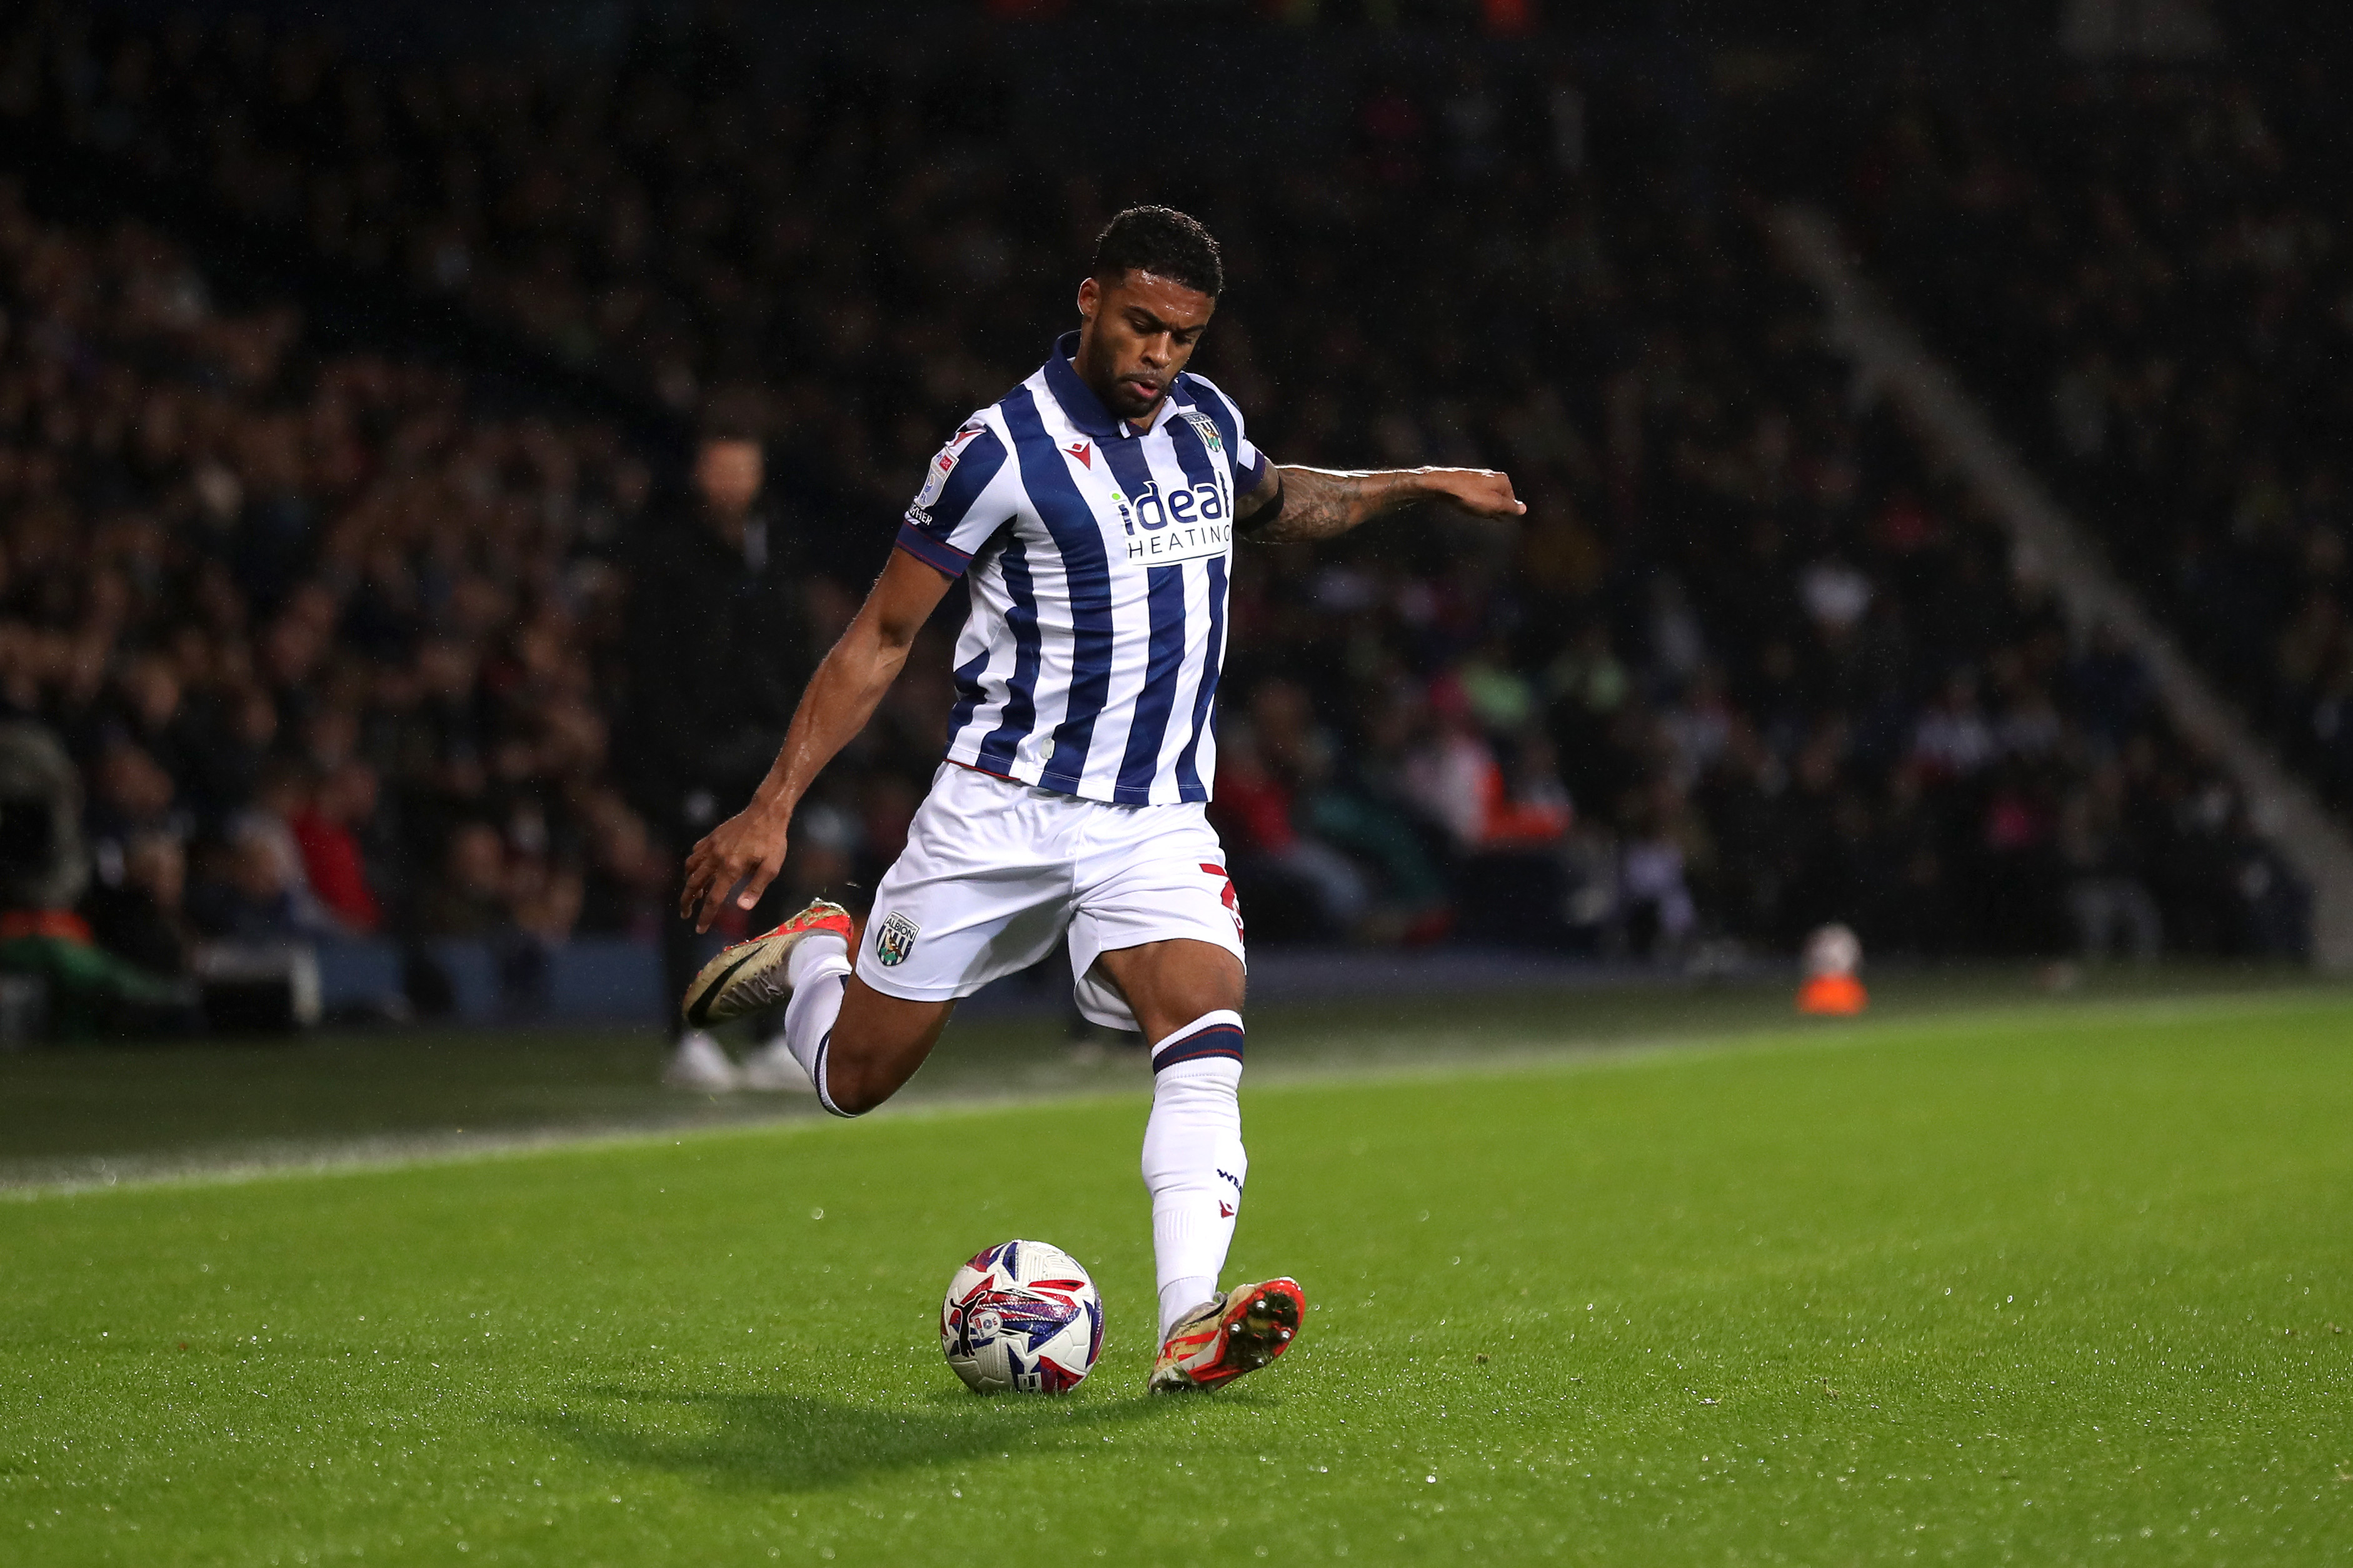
[
  {"left": 291, "top": 761, "right": 383, "bottom": 936},
  {"left": 1485, "top": 733, "right": 1574, "bottom": 847},
  {"left": 1212, "top": 719, "right": 1368, "bottom": 942}
]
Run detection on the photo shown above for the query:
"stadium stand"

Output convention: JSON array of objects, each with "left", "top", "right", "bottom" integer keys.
[
  {"left": 0, "top": 7, "right": 2309, "bottom": 1033},
  {"left": 0, "top": 180, "right": 673, "bottom": 997},
  {"left": 1839, "top": 60, "right": 2353, "bottom": 829}
]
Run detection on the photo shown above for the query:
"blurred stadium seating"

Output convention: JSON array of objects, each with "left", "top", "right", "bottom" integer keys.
[
  {"left": 0, "top": 4, "right": 2312, "bottom": 1033},
  {"left": 1837, "top": 56, "right": 2353, "bottom": 827}
]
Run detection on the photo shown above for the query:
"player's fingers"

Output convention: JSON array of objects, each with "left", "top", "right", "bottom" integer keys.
[
  {"left": 682, "top": 835, "right": 729, "bottom": 905},
  {"left": 695, "top": 851, "right": 755, "bottom": 932},
  {"left": 736, "top": 844, "right": 788, "bottom": 910},
  {"left": 683, "top": 847, "right": 736, "bottom": 927}
]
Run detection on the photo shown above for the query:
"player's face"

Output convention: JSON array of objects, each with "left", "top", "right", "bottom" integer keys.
[{"left": 1075, "top": 270, "right": 1216, "bottom": 424}]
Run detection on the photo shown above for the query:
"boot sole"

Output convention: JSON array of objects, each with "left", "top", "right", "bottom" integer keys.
[
  {"left": 1149, "top": 1279, "right": 1305, "bottom": 1393},
  {"left": 682, "top": 942, "right": 776, "bottom": 1029}
]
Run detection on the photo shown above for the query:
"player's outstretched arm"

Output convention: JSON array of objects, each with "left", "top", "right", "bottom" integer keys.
[
  {"left": 1235, "top": 464, "right": 1525, "bottom": 544},
  {"left": 679, "top": 549, "right": 956, "bottom": 932}
]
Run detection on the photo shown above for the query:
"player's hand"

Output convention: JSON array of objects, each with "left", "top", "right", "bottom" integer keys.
[
  {"left": 1421, "top": 467, "right": 1527, "bottom": 519},
  {"left": 679, "top": 804, "right": 790, "bottom": 933}
]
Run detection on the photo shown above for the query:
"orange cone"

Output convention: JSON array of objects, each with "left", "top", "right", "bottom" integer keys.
[{"left": 1796, "top": 922, "right": 1868, "bottom": 1015}]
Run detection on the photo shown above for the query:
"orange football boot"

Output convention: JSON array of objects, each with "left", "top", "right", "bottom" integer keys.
[
  {"left": 682, "top": 899, "right": 854, "bottom": 1027},
  {"left": 1147, "top": 1277, "right": 1306, "bottom": 1393}
]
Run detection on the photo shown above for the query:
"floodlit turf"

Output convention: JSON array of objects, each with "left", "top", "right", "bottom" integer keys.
[{"left": 6, "top": 991, "right": 2352, "bottom": 1565}]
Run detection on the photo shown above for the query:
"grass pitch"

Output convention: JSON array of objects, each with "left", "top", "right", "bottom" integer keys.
[{"left": 7, "top": 986, "right": 2352, "bottom": 1565}]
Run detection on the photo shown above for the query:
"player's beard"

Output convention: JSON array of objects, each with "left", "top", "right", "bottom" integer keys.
[
  {"left": 1102, "top": 373, "right": 1162, "bottom": 421},
  {"left": 1078, "top": 339, "right": 1163, "bottom": 421}
]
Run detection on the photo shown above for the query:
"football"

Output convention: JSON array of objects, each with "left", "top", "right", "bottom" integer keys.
[{"left": 940, "top": 1240, "right": 1104, "bottom": 1394}]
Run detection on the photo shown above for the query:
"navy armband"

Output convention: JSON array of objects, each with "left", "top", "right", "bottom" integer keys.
[{"left": 1237, "top": 477, "right": 1285, "bottom": 537}]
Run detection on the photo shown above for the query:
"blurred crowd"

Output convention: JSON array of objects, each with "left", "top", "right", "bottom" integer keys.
[
  {"left": 0, "top": 178, "right": 680, "bottom": 999},
  {"left": 1201, "top": 188, "right": 2301, "bottom": 962},
  {"left": 0, "top": 5, "right": 2312, "bottom": 989},
  {"left": 1847, "top": 60, "right": 2353, "bottom": 828}
]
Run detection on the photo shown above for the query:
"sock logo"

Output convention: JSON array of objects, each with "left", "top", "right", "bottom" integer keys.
[
  {"left": 1218, "top": 1201, "right": 1236, "bottom": 1219},
  {"left": 874, "top": 911, "right": 921, "bottom": 967},
  {"left": 1217, "top": 1167, "right": 1243, "bottom": 1192}
]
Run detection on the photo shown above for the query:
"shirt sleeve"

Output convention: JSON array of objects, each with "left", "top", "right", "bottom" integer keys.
[
  {"left": 896, "top": 420, "right": 1014, "bottom": 577},
  {"left": 1228, "top": 406, "right": 1269, "bottom": 497},
  {"left": 1184, "top": 374, "right": 1270, "bottom": 497}
]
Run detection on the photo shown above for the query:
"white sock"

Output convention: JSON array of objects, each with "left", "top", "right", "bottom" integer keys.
[
  {"left": 781, "top": 932, "right": 853, "bottom": 1116},
  {"left": 1160, "top": 1274, "right": 1218, "bottom": 1339},
  {"left": 1141, "top": 1008, "right": 1247, "bottom": 1339}
]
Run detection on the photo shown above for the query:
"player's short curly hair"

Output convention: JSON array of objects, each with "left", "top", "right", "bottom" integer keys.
[{"left": 1091, "top": 206, "right": 1224, "bottom": 298}]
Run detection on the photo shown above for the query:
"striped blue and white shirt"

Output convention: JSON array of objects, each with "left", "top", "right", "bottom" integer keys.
[{"left": 896, "top": 331, "right": 1271, "bottom": 806}]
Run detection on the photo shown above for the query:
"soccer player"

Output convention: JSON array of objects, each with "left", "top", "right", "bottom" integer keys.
[{"left": 679, "top": 207, "right": 1523, "bottom": 1392}]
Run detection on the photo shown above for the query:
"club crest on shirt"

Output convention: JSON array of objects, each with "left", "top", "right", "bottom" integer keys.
[
  {"left": 1180, "top": 409, "right": 1225, "bottom": 455},
  {"left": 915, "top": 426, "right": 983, "bottom": 509},
  {"left": 875, "top": 911, "right": 921, "bottom": 967}
]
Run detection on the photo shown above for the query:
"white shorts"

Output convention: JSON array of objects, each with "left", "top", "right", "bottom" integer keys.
[{"left": 855, "top": 763, "right": 1246, "bottom": 1031}]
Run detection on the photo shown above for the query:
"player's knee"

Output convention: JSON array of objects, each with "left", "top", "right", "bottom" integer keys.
[
  {"left": 820, "top": 1051, "right": 891, "bottom": 1116},
  {"left": 819, "top": 987, "right": 950, "bottom": 1116},
  {"left": 818, "top": 1032, "right": 925, "bottom": 1116},
  {"left": 1159, "top": 969, "right": 1244, "bottom": 1024}
]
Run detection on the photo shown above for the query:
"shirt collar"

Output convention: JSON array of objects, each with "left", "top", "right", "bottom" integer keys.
[{"left": 1044, "top": 331, "right": 1180, "bottom": 441}]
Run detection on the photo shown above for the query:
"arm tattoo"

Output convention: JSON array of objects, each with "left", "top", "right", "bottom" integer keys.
[{"left": 1242, "top": 466, "right": 1425, "bottom": 544}]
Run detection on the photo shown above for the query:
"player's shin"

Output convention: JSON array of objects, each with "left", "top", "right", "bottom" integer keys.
[
  {"left": 781, "top": 932, "right": 854, "bottom": 1115},
  {"left": 1140, "top": 1009, "right": 1247, "bottom": 1339}
]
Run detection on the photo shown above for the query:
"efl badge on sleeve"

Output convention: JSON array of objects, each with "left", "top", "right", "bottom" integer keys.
[
  {"left": 875, "top": 911, "right": 921, "bottom": 968},
  {"left": 915, "top": 427, "right": 983, "bottom": 509}
]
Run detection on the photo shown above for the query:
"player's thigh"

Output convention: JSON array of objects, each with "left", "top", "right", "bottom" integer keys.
[
  {"left": 824, "top": 976, "right": 956, "bottom": 1114},
  {"left": 1071, "top": 812, "right": 1248, "bottom": 1041},
  {"left": 1092, "top": 939, "right": 1245, "bottom": 1046}
]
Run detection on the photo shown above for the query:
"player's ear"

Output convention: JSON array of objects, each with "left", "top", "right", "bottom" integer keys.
[{"left": 1076, "top": 275, "right": 1100, "bottom": 322}]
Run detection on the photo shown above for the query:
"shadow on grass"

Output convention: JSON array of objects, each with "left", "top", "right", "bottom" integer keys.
[{"left": 527, "top": 1382, "right": 1215, "bottom": 1492}]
